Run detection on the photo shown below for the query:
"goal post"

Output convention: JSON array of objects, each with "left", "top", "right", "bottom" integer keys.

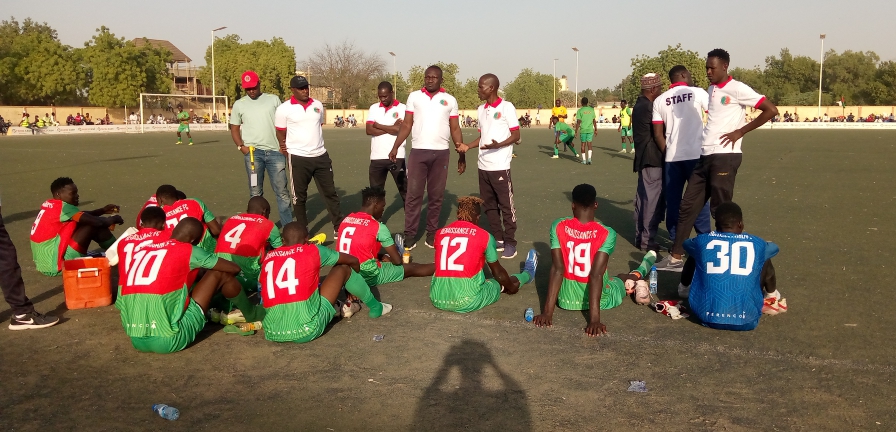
[{"left": 138, "top": 93, "right": 230, "bottom": 133}]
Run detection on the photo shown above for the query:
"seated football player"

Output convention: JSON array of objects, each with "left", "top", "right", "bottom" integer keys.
[
  {"left": 156, "top": 184, "right": 221, "bottom": 253},
  {"left": 259, "top": 222, "right": 392, "bottom": 344},
  {"left": 533, "top": 184, "right": 657, "bottom": 336},
  {"left": 115, "top": 206, "right": 170, "bottom": 284},
  {"left": 115, "top": 217, "right": 262, "bottom": 354},
  {"left": 337, "top": 187, "right": 434, "bottom": 288},
  {"left": 30, "top": 177, "right": 124, "bottom": 276},
  {"left": 429, "top": 196, "right": 537, "bottom": 313},
  {"left": 215, "top": 196, "right": 283, "bottom": 293},
  {"left": 680, "top": 202, "right": 784, "bottom": 331}
]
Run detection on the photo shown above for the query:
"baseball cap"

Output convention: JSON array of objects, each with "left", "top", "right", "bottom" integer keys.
[
  {"left": 290, "top": 76, "right": 310, "bottom": 89},
  {"left": 241, "top": 70, "right": 259, "bottom": 89}
]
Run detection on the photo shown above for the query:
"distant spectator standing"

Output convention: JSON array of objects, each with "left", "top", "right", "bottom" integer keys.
[
  {"left": 231, "top": 70, "right": 294, "bottom": 225},
  {"left": 631, "top": 73, "right": 664, "bottom": 252},
  {"left": 276, "top": 75, "right": 343, "bottom": 232},
  {"left": 128, "top": 112, "right": 138, "bottom": 124}
]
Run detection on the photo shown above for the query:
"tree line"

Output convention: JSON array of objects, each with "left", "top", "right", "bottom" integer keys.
[{"left": 3, "top": 17, "right": 894, "bottom": 109}]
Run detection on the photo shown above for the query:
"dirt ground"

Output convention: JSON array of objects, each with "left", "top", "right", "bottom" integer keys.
[{"left": 0, "top": 128, "right": 893, "bottom": 431}]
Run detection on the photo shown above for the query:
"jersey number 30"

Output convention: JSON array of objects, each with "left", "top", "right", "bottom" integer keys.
[{"left": 705, "top": 240, "right": 755, "bottom": 275}]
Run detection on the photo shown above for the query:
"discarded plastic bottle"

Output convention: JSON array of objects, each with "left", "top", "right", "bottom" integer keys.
[
  {"left": 235, "top": 321, "right": 262, "bottom": 332},
  {"left": 402, "top": 250, "right": 411, "bottom": 264},
  {"left": 152, "top": 404, "right": 180, "bottom": 421},
  {"left": 524, "top": 308, "right": 534, "bottom": 322},
  {"left": 649, "top": 266, "right": 658, "bottom": 295}
]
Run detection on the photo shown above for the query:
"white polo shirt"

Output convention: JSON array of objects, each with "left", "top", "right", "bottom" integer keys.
[
  {"left": 703, "top": 77, "right": 766, "bottom": 155},
  {"left": 476, "top": 98, "right": 520, "bottom": 171},
  {"left": 274, "top": 96, "right": 326, "bottom": 157},
  {"left": 405, "top": 88, "right": 458, "bottom": 150},
  {"left": 366, "top": 99, "right": 406, "bottom": 160},
  {"left": 652, "top": 82, "right": 709, "bottom": 162}
]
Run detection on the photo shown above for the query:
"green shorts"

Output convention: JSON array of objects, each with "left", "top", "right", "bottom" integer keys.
[
  {"left": 265, "top": 299, "right": 337, "bottom": 344},
  {"left": 39, "top": 245, "right": 85, "bottom": 277},
  {"left": 178, "top": 124, "right": 191, "bottom": 133},
  {"left": 363, "top": 262, "right": 405, "bottom": 287},
  {"left": 620, "top": 127, "right": 632, "bottom": 137},
  {"left": 129, "top": 300, "right": 206, "bottom": 354},
  {"left": 434, "top": 279, "right": 502, "bottom": 313},
  {"left": 580, "top": 132, "right": 594, "bottom": 142},
  {"left": 236, "top": 270, "right": 260, "bottom": 293}
]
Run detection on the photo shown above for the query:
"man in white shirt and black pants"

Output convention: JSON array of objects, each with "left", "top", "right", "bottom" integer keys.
[
  {"left": 389, "top": 66, "right": 465, "bottom": 250},
  {"left": 656, "top": 49, "right": 778, "bottom": 271},
  {"left": 276, "top": 75, "right": 344, "bottom": 232},
  {"left": 652, "top": 65, "right": 712, "bottom": 251},
  {"left": 457, "top": 74, "right": 522, "bottom": 259},
  {"left": 366, "top": 81, "right": 407, "bottom": 203}
]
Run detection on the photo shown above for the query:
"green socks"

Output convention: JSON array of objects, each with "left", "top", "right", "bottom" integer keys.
[
  {"left": 553, "top": 147, "right": 559, "bottom": 156},
  {"left": 99, "top": 236, "right": 116, "bottom": 251},
  {"left": 228, "top": 288, "right": 266, "bottom": 322},
  {"left": 345, "top": 271, "right": 384, "bottom": 318},
  {"left": 632, "top": 251, "right": 658, "bottom": 278},
  {"left": 567, "top": 143, "right": 579, "bottom": 156},
  {"left": 513, "top": 272, "right": 531, "bottom": 285}
]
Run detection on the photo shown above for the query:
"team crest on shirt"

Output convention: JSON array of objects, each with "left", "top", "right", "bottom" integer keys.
[
  {"left": 721, "top": 96, "right": 731, "bottom": 105},
  {"left": 493, "top": 112, "right": 502, "bottom": 119},
  {"left": 440, "top": 100, "right": 447, "bottom": 106},
  {"left": 392, "top": 112, "right": 399, "bottom": 119},
  {"left": 313, "top": 107, "right": 321, "bottom": 113}
]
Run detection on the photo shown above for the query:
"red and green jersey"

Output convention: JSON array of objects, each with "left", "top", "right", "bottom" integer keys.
[
  {"left": 337, "top": 212, "right": 394, "bottom": 283},
  {"left": 135, "top": 195, "right": 158, "bottom": 228},
  {"left": 30, "top": 199, "right": 81, "bottom": 275},
  {"left": 162, "top": 198, "right": 217, "bottom": 252},
  {"left": 550, "top": 217, "right": 616, "bottom": 310},
  {"left": 115, "top": 228, "right": 169, "bottom": 284},
  {"left": 214, "top": 213, "right": 282, "bottom": 276},
  {"left": 260, "top": 243, "right": 338, "bottom": 342},
  {"left": 430, "top": 220, "right": 499, "bottom": 310},
  {"left": 115, "top": 239, "right": 219, "bottom": 338}
]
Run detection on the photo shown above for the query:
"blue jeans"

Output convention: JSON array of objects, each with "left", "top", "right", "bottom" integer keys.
[
  {"left": 664, "top": 160, "right": 710, "bottom": 242},
  {"left": 244, "top": 149, "right": 293, "bottom": 224}
]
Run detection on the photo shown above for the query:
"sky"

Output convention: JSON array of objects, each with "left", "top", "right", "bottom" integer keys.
[{"left": 8, "top": 0, "right": 896, "bottom": 90}]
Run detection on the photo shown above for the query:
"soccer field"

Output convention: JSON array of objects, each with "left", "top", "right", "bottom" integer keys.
[{"left": 0, "top": 128, "right": 894, "bottom": 431}]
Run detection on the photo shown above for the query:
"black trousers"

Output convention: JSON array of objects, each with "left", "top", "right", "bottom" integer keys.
[
  {"left": 671, "top": 153, "right": 742, "bottom": 255},
  {"left": 369, "top": 158, "right": 407, "bottom": 203},
  {"left": 0, "top": 211, "right": 34, "bottom": 315},
  {"left": 289, "top": 152, "right": 344, "bottom": 230},
  {"left": 478, "top": 169, "right": 517, "bottom": 247}
]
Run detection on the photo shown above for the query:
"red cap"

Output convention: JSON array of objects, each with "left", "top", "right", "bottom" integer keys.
[{"left": 241, "top": 70, "right": 259, "bottom": 89}]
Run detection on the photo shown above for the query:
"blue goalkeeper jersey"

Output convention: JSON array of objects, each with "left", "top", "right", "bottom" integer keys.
[{"left": 683, "top": 231, "right": 779, "bottom": 327}]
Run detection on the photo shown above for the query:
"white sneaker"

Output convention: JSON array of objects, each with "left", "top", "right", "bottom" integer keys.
[
  {"left": 629, "top": 149, "right": 636, "bottom": 154},
  {"left": 379, "top": 303, "right": 393, "bottom": 316},
  {"left": 342, "top": 300, "right": 361, "bottom": 318},
  {"left": 551, "top": 155, "right": 559, "bottom": 159},
  {"left": 678, "top": 283, "right": 690, "bottom": 299},
  {"left": 634, "top": 281, "right": 651, "bottom": 305},
  {"left": 618, "top": 149, "right": 627, "bottom": 153}
]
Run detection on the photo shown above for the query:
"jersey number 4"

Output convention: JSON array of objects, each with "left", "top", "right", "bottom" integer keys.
[
  {"left": 438, "top": 237, "right": 468, "bottom": 271},
  {"left": 705, "top": 240, "right": 755, "bottom": 275},
  {"left": 223, "top": 223, "right": 246, "bottom": 249},
  {"left": 264, "top": 258, "right": 300, "bottom": 299}
]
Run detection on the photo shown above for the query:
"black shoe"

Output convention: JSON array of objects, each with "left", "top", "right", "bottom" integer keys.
[
  {"left": 424, "top": 233, "right": 436, "bottom": 249},
  {"left": 9, "top": 311, "right": 60, "bottom": 330}
]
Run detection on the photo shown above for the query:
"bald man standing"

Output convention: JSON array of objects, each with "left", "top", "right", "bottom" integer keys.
[
  {"left": 457, "top": 74, "right": 521, "bottom": 259},
  {"left": 632, "top": 73, "right": 665, "bottom": 252}
]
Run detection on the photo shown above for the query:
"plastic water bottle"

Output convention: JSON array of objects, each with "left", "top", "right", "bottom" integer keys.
[
  {"left": 152, "top": 404, "right": 179, "bottom": 421},
  {"left": 649, "top": 266, "right": 658, "bottom": 295},
  {"left": 524, "top": 308, "right": 534, "bottom": 322},
  {"left": 235, "top": 321, "right": 262, "bottom": 332}
]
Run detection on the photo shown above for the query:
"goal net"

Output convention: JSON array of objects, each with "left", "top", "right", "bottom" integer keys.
[{"left": 137, "top": 93, "right": 230, "bottom": 133}]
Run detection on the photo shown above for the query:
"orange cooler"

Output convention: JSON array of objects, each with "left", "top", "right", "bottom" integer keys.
[{"left": 62, "top": 257, "right": 112, "bottom": 309}]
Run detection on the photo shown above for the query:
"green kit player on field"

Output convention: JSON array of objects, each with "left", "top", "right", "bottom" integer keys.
[
  {"left": 533, "top": 184, "right": 657, "bottom": 336},
  {"left": 550, "top": 116, "right": 579, "bottom": 159},
  {"left": 337, "top": 187, "right": 435, "bottom": 289},
  {"left": 617, "top": 100, "right": 634, "bottom": 153},
  {"left": 30, "top": 177, "right": 124, "bottom": 276},
  {"left": 176, "top": 103, "right": 192, "bottom": 145},
  {"left": 429, "top": 196, "right": 537, "bottom": 313},
  {"left": 575, "top": 98, "right": 597, "bottom": 165},
  {"left": 259, "top": 222, "right": 392, "bottom": 344}
]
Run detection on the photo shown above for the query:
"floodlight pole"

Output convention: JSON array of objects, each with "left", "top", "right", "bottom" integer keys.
[
  {"left": 389, "top": 52, "right": 397, "bottom": 94},
  {"left": 211, "top": 26, "right": 227, "bottom": 117},
  {"left": 817, "top": 34, "right": 825, "bottom": 119},
  {"left": 572, "top": 47, "right": 579, "bottom": 109}
]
